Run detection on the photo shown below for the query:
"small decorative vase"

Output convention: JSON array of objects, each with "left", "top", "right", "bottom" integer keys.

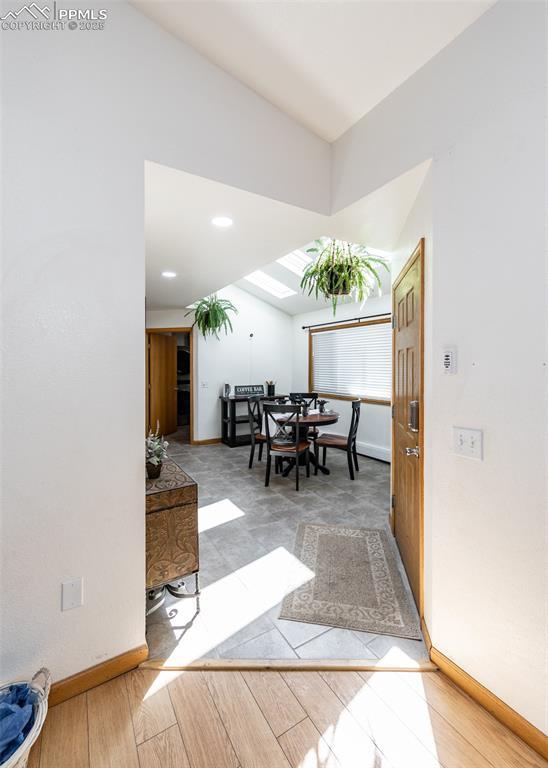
[
  {"left": 267, "top": 384, "right": 275, "bottom": 397},
  {"left": 319, "top": 400, "right": 327, "bottom": 414},
  {"left": 146, "top": 461, "right": 162, "bottom": 480}
]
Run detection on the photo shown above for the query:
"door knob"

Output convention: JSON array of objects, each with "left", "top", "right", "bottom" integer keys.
[{"left": 405, "top": 446, "right": 420, "bottom": 457}]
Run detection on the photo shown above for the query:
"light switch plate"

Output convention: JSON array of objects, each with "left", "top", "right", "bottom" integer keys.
[
  {"left": 453, "top": 427, "right": 483, "bottom": 460},
  {"left": 62, "top": 577, "right": 83, "bottom": 611}
]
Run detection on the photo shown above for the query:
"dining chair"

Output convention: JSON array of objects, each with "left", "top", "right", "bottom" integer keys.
[
  {"left": 247, "top": 395, "right": 266, "bottom": 469},
  {"left": 263, "top": 403, "right": 310, "bottom": 491},
  {"left": 290, "top": 392, "right": 320, "bottom": 442},
  {"left": 314, "top": 399, "right": 361, "bottom": 480},
  {"left": 289, "top": 392, "right": 318, "bottom": 408}
]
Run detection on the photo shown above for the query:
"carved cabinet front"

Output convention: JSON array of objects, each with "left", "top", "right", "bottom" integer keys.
[{"left": 145, "top": 459, "right": 198, "bottom": 590}]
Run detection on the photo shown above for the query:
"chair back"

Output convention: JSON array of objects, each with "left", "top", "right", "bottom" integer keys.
[
  {"left": 348, "top": 400, "right": 361, "bottom": 443},
  {"left": 247, "top": 395, "right": 262, "bottom": 435},
  {"left": 263, "top": 403, "right": 301, "bottom": 449},
  {"left": 289, "top": 392, "right": 318, "bottom": 408}
]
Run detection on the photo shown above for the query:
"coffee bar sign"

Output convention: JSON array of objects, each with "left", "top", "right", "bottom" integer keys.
[{"left": 234, "top": 385, "right": 264, "bottom": 396}]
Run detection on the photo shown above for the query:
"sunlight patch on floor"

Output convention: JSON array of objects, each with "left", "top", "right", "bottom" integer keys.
[
  {"left": 372, "top": 645, "right": 424, "bottom": 668},
  {"left": 323, "top": 705, "right": 387, "bottom": 767},
  {"left": 299, "top": 737, "right": 338, "bottom": 768},
  {"left": 198, "top": 497, "right": 245, "bottom": 533},
  {"left": 142, "top": 669, "right": 186, "bottom": 699},
  {"left": 153, "top": 547, "right": 314, "bottom": 666},
  {"left": 367, "top": 672, "right": 439, "bottom": 758},
  {"left": 345, "top": 673, "right": 440, "bottom": 767}
]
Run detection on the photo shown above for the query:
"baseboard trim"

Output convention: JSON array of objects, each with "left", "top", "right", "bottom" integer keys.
[
  {"left": 356, "top": 440, "right": 391, "bottom": 463},
  {"left": 190, "top": 437, "right": 222, "bottom": 446},
  {"left": 49, "top": 644, "right": 149, "bottom": 707},
  {"left": 421, "top": 617, "right": 432, "bottom": 652},
  {"left": 141, "top": 658, "right": 437, "bottom": 673},
  {"left": 423, "top": 621, "right": 546, "bottom": 759}
]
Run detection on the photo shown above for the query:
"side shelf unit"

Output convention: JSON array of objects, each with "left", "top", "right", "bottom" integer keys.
[{"left": 219, "top": 395, "right": 284, "bottom": 447}]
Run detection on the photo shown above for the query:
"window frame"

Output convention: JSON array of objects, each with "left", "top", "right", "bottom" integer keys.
[{"left": 308, "top": 317, "right": 392, "bottom": 407}]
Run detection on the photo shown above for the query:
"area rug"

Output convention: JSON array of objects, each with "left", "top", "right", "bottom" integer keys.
[{"left": 280, "top": 523, "right": 422, "bottom": 640}]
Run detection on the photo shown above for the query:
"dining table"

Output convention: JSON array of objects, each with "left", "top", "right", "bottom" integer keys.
[{"left": 262, "top": 408, "right": 340, "bottom": 476}]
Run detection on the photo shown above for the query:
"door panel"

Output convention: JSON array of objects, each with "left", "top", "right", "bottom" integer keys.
[
  {"left": 148, "top": 333, "right": 177, "bottom": 436},
  {"left": 392, "top": 241, "right": 423, "bottom": 608}
]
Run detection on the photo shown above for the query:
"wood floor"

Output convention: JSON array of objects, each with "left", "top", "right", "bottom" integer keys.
[{"left": 28, "top": 669, "right": 545, "bottom": 768}]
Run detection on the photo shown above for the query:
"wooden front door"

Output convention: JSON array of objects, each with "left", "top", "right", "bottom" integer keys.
[
  {"left": 392, "top": 239, "right": 424, "bottom": 609},
  {"left": 148, "top": 333, "right": 177, "bottom": 435}
]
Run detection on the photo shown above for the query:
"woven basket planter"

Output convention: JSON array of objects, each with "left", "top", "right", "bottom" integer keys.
[{"left": 1, "top": 669, "right": 50, "bottom": 768}]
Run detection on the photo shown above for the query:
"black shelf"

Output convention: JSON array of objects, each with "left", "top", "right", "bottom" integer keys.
[
  {"left": 219, "top": 394, "right": 287, "bottom": 447},
  {"left": 219, "top": 396, "right": 251, "bottom": 447}
]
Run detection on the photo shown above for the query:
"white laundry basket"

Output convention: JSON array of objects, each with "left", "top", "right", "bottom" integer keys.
[{"left": 1, "top": 669, "right": 50, "bottom": 768}]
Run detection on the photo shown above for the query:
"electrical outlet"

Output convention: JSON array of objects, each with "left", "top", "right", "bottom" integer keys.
[
  {"left": 200, "top": 381, "right": 208, "bottom": 389},
  {"left": 62, "top": 577, "right": 83, "bottom": 611},
  {"left": 453, "top": 427, "right": 483, "bottom": 460}
]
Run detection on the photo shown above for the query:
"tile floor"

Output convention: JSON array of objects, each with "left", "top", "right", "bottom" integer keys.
[{"left": 146, "top": 440, "right": 428, "bottom": 663}]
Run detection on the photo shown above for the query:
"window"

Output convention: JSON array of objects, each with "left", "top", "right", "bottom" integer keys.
[
  {"left": 310, "top": 319, "right": 392, "bottom": 403},
  {"left": 243, "top": 270, "right": 296, "bottom": 299},
  {"left": 276, "top": 249, "right": 313, "bottom": 277}
]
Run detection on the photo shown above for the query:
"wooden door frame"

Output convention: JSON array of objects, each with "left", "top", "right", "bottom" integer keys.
[
  {"left": 146, "top": 327, "right": 194, "bottom": 444},
  {"left": 390, "top": 238, "right": 425, "bottom": 620}
]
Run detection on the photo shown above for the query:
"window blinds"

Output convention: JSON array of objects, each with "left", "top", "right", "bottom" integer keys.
[{"left": 311, "top": 321, "right": 392, "bottom": 401}]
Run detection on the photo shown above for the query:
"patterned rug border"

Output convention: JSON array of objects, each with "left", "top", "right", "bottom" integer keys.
[{"left": 280, "top": 523, "right": 422, "bottom": 640}]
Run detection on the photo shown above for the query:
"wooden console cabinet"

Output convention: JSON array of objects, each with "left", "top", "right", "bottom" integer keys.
[{"left": 145, "top": 458, "right": 198, "bottom": 590}]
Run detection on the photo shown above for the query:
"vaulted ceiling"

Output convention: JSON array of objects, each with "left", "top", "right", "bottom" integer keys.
[
  {"left": 145, "top": 160, "right": 430, "bottom": 313},
  {"left": 133, "top": 0, "right": 492, "bottom": 141},
  {"left": 141, "top": 2, "right": 487, "bottom": 311}
]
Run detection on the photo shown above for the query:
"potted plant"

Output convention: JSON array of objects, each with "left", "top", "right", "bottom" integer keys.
[
  {"left": 300, "top": 237, "right": 389, "bottom": 314},
  {"left": 186, "top": 294, "right": 238, "bottom": 338},
  {"left": 146, "top": 425, "right": 169, "bottom": 480}
]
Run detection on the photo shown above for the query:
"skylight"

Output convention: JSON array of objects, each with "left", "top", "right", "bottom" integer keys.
[
  {"left": 244, "top": 270, "right": 297, "bottom": 299},
  {"left": 277, "top": 249, "right": 313, "bottom": 277}
]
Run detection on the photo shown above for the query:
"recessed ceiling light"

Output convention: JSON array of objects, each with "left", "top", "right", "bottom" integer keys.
[
  {"left": 277, "top": 249, "right": 313, "bottom": 277},
  {"left": 211, "top": 216, "right": 233, "bottom": 228},
  {"left": 161, "top": 271, "right": 177, "bottom": 278},
  {"left": 244, "top": 270, "right": 297, "bottom": 299}
]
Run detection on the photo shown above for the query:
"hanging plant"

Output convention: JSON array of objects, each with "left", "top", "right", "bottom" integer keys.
[
  {"left": 186, "top": 294, "right": 238, "bottom": 339},
  {"left": 300, "top": 237, "right": 389, "bottom": 314}
]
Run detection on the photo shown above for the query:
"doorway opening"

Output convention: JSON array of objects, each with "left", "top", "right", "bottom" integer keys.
[
  {"left": 143, "top": 160, "right": 428, "bottom": 667},
  {"left": 146, "top": 327, "right": 194, "bottom": 445}
]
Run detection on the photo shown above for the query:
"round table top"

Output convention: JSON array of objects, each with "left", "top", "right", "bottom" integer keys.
[{"left": 297, "top": 411, "right": 339, "bottom": 426}]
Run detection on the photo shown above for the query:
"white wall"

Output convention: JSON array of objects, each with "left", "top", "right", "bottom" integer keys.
[
  {"left": 292, "top": 296, "right": 392, "bottom": 462},
  {"left": 2, "top": 0, "right": 546, "bottom": 733},
  {"left": 146, "top": 286, "right": 293, "bottom": 441},
  {"left": 0, "top": 1, "right": 329, "bottom": 685},
  {"left": 332, "top": 1, "right": 547, "bottom": 731}
]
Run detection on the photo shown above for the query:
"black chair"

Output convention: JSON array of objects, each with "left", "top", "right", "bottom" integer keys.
[
  {"left": 314, "top": 400, "right": 361, "bottom": 480},
  {"left": 290, "top": 392, "right": 320, "bottom": 441},
  {"left": 263, "top": 403, "right": 310, "bottom": 491},
  {"left": 247, "top": 395, "right": 266, "bottom": 469},
  {"left": 289, "top": 392, "right": 318, "bottom": 408}
]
